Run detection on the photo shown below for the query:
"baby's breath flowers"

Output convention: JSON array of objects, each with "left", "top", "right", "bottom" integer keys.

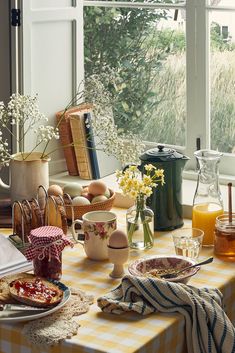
[
  {"left": 0, "top": 93, "right": 59, "bottom": 164},
  {"left": 116, "top": 164, "right": 165, "bottom": 249},
  {"left": 83, "top": 73, "right": 145, "bottom": 166}
]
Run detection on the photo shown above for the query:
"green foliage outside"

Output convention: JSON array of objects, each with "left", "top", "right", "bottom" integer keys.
[{"left": 84, "top": 5, "right": 235, "bottom": 153}]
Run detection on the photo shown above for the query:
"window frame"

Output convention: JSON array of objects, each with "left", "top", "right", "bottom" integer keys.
[{"left": 83, "top": 0, "right": 235, "bottom": 178}]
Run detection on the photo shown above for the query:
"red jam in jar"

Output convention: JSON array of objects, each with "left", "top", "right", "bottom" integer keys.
[
  {"left": 25, "top": 226, "right": 73, "bottom": 280},
  {"left": 33, "top": 253, "right": 62, "bottom": 280}
]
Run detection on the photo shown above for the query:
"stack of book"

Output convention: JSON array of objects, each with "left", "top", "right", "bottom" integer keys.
[
  {"left": 56, "top": 105, "right": 100, "bottom": 179},
  {"left": 56, "top": 105, "right": 121, "bottom": 180}
]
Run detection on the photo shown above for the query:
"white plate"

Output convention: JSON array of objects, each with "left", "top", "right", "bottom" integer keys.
[{"left": 0, "top": 281, "right": 71, "bottom": 323}]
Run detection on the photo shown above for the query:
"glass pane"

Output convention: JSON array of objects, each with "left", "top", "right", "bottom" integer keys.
[
  {"left": 85, "top": 0, "right": 186, "bottom": 3},
  {"left": 84, "top": 6, "right": 186, "bottom": 146},
  {"left": 209, "top": 0, "right": 235, "bottom": 7},
  {"left": 210, "top": 5, "right": 235, "bottom": 154}
]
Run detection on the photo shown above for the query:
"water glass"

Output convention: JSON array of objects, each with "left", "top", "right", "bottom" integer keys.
[{"left": 172, "top": 228, "right": 204, "bottom": 259}]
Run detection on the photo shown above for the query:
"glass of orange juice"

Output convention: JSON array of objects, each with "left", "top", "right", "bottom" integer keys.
[{"left": 192, "top": 203, "right": 223, "bottom": 246}]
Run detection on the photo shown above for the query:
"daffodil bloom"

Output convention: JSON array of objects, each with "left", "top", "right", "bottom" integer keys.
[{"left": 117, "top": 164, "right": 165, "bottom": 249}]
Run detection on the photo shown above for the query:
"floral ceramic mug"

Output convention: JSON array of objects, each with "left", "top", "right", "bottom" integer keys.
[{"left": 71, "top": 211, "right": 117, "bottom": 260}]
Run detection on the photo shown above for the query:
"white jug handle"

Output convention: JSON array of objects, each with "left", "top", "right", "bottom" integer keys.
[
  {"left": 0, "top": 177, "right": 10, "bottom": 190},
  {"left": 71, "top": 219, "right": 84, "bottom": 245}
]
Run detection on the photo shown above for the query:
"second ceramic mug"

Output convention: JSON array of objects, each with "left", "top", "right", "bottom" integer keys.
[{"left": 71, "top": 210, "right": 117, "bottom": 260}]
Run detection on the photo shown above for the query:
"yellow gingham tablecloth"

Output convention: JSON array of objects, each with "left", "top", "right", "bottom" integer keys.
[{"left": 1, "top": 208, "right": 235, "bottom": 353}]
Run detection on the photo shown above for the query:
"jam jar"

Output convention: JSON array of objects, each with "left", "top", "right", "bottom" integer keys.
[
  {"left": 214, "top": 214, "right": 235, "bottom": 260},
  {"left": 25, "top": 225, "right": 73, "bottom": 280}
]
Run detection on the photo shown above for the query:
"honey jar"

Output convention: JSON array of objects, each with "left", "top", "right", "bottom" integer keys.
[
  {"left": 25, "top": 226, "right": 73, "bottom": 280},
  {"left": 214, "top": 214, "right": 235, "bottom": 260}
]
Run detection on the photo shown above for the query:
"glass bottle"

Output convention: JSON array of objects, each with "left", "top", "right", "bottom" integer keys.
[
  {"left": 126, "top": 194, "right": 154, "bottom": 250},
  {"left": 192, "top": 150, "right": 223, "bottom": 246}
]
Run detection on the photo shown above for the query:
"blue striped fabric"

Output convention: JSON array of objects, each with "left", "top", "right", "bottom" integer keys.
[{"left": 97, "top": 275, "right": 235, "bottom": 353}]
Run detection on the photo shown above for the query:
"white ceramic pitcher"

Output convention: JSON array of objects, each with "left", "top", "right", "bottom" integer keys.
[{"left": 0, "top": 152, "right": 50, "bottom": 203}]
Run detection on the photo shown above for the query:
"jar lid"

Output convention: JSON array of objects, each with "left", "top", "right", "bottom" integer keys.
[
  {"left": 140, "top": 144, "right": 186, "bottom": 162},
  {"left": 25, "top": 226, "right": 73, "bottom": 261},
  {"left": 30, "top": 226, "right": 64, "bottom": 243}
]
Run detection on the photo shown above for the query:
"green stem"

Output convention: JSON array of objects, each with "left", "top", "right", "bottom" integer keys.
[{"left": 127, "top": 194, "right": 153, "bottom": 249}]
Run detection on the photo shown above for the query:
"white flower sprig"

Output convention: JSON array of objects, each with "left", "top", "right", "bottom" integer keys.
[
  {"left": 0, "top": 93, "right": 59, "bottom": 163},
  {"left": 116, "top": 164, "right": 165, "bottom": 200},
  {"left": 83, "top": 73, "right": 145, "bottom": 166},
  {"left": 0, "top": 131, "right": 11, "bottom": 165}
]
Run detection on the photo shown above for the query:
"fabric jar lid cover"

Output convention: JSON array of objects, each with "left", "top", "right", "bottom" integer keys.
[{"left": 25, "top": 226, "right": 73, "bottom": 261}]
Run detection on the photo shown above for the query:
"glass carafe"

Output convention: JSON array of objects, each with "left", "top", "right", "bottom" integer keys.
[{"left": 192, "top": 150, "right": 224, "bottom": 246}]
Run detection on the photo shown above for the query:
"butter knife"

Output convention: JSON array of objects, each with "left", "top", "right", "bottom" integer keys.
[{"left": 0, "top": 304, "right": 48, "bottom": 311}]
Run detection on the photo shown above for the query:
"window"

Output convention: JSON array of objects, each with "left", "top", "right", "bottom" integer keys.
[{"left": 83, "top": 0, "right": 235, "bottom": 177}]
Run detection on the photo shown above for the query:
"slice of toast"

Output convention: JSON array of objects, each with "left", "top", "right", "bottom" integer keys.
[
  {"left": 9, "top": 277, "right": 63, "bottom": 307},
  {"left": 45, "top": 196, "right": 68, "bottom": 235},
  {"left": 0, "top": 272, "right": 34, "bottom": 304}
]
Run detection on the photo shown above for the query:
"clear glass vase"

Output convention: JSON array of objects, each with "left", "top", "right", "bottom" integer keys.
[{"left": 126, "top": 195, "right": 154, "bottom": 250}]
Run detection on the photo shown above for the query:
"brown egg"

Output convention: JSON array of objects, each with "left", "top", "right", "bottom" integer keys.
[
  {"left": 88, "top": 181, "right": 107, "bottom": 196},
  {"left": 91, "top": 195, "right": 108, "bottom": 204},
  {"left": 109, "top": 230, "right": 129, "bottom": 249},
  {"left": 48, "top": 184, "right": 63, "bottom": 197}
]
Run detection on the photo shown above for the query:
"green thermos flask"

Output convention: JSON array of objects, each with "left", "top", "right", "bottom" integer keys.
[{"left": 140, "top": 145, "right": 189, "bottom": 231}]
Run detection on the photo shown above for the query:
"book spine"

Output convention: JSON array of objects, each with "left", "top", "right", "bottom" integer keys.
[
  {"left": 84, "top": 113, "right": 100, "bottom": 180},
  {"left": 56, "top": 110, "right": 79, "bottom": 176},
  {"left": 69, "top": 114, "right": 93, "bottom": 180}
]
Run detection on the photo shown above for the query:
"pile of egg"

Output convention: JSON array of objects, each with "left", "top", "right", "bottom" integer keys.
[{"left": 47, "top": 181, "right": 111, "bottom": 206}]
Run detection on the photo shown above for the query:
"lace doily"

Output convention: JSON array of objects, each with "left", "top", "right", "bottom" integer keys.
[{"left": 23, "top": 288, "right": 94, "bottom": 347}]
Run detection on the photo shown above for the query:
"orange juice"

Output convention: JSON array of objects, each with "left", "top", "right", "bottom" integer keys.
[{"left": 192, "top": 203, "right": 223, "bottom": 246}]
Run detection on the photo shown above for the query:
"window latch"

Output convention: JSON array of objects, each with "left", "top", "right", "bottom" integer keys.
[{"left": 11, "top": 9, "right": 21, "bottom": 27}]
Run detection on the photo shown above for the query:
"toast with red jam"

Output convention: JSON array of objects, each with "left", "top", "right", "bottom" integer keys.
[{"left": 9, "top": 277, "right": 63, "bottom": 307}]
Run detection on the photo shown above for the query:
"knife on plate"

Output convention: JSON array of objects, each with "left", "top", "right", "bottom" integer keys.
[{"left": 0, "top": 304, "right": 49, "bottom": 311}]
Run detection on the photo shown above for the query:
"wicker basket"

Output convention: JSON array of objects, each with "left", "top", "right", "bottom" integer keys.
[{"left": 65, "top": 189, "right": 116, "bottom": 220}]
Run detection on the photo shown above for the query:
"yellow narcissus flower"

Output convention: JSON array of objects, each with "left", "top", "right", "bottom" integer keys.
[
  {"left": 144, "top": 164, "right": 156, "bottom": 171},
  {"left": 116, "top": 164, "right": 164, "bottom": 200},
  {"left": 142, "top": 175, "right": 152, "bottom": 186}
]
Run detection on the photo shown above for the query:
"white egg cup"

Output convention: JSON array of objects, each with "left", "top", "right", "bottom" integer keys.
[{"left": 108, "top": 246, "right": 129, "bottom": 278}]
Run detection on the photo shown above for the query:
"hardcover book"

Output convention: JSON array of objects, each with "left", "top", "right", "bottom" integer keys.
[
  {"left": 69, "top": 112, "right": 93, "bottom": 180},
  {"left": 56, "top": 104, "right": 93, "bottom": 176},
  {"left": 84, "top": 112, "right": 100, "bottom": 180}
]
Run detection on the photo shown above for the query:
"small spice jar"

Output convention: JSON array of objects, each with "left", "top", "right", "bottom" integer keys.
[
  {"left": 214, "top": 214, "right": 235, "bottom": 260},
  {"left": 25, "top": 226, "right": 73, "bottom": 280}
]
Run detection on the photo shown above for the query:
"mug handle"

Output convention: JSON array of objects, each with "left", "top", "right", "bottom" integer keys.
[{"left": 71, "top": 219, "right": 85, "bottom": 245}]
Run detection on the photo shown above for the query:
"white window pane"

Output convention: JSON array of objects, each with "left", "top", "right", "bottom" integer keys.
[
  {"left": 84, "top": 6, "right": 186, "bottom": 147},
  {"left": 210, "top": 9, "right": 235, "bottom": 154}
]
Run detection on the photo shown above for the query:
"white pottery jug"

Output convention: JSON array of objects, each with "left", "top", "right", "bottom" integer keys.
[{"left": 0, "top": 152, "right": 50, "bottom": 203}]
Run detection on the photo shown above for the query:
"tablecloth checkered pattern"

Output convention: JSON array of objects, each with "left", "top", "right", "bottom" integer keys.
[{"left": 0, "top": 208, "right": 235, "bottom": 353}]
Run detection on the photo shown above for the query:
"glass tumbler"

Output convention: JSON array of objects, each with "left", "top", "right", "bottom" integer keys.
[{"left": 172, "top": 228, "right": 204, "bottom": 259}]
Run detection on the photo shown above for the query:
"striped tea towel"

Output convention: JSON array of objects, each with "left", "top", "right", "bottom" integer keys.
[{"left": 97, "top": 275, "right": 235, "bottom": 353}]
